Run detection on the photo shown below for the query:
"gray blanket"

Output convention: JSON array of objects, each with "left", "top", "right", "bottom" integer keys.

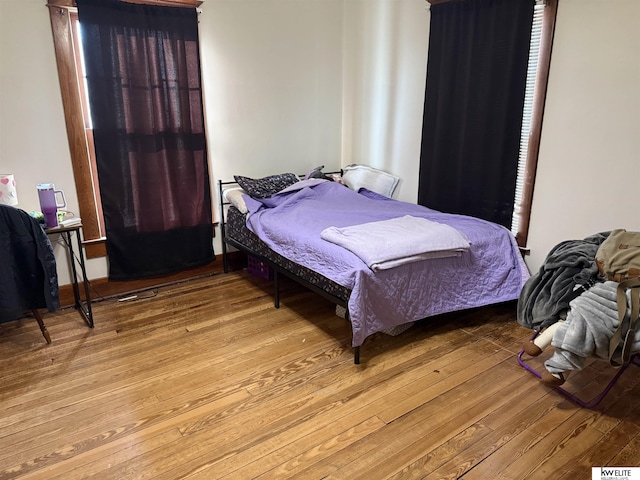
[
  {"left": 517, "top": 232, "right": 609, "bottom": 330},
  {"left": 545, "top": 281, "right": 640, "bottom": 374}
]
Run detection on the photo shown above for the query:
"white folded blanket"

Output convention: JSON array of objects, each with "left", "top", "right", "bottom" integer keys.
[{"left": 320, "top": 215, "right": 470, "bottom": 271}]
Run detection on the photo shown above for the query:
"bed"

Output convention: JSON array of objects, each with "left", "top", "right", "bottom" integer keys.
[{"left": 218, "top": 169, "right": 529, "bottom": 364}]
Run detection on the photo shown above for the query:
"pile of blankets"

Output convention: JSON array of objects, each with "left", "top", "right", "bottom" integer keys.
[
  {"left": 517, "top": 232, "right": 609, "bottom": 331},
  {"left": 518, "top": 231, "right": 640, "bottom": 374}
]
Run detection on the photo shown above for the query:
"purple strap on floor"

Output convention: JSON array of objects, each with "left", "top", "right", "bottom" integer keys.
[{"left": 517, "top": 332, "right": 639, "bottom": 408}]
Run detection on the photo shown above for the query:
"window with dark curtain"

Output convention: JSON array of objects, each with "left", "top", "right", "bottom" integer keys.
[
  {"left": 418, "top": 0, "right": 534, "bottom": 230},
  {"left": 76, "top": 0, "right": 214, "bottom": 281}
]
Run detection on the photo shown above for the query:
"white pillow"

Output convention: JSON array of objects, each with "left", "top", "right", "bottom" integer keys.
[
  {"left": 222, "top": 187, "right": 248, "bottom": 214},
  {"left": 341, "top": 164, "right": 400, "bottom": 198}
]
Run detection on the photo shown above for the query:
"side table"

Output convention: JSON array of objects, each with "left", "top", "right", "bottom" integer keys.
[{"left": 45, "top": 224, "right": 94, "bottom": 328}]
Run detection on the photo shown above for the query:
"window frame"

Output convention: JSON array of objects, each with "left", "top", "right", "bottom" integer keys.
[
  {"left": 47, "top": 2, "right": 104, "bottom": 258},
  {"left": 46, "top": 0, "right": 203, "bottom": 259}
]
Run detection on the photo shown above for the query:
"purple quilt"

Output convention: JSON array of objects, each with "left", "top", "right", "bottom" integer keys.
[{"left": 244, "top": 180, "right": 529, "bottom": 347}]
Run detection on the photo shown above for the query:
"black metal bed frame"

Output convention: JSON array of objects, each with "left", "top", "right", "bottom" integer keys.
[{"left": 217, "top": 178, "right": 360, "bottom": 364}]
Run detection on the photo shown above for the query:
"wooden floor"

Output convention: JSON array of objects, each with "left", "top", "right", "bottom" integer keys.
[{"left": 1, "top": 271, "right": 638, "bottom": 479}]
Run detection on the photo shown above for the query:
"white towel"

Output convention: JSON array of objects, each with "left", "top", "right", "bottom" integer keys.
[{"left": 321, "top": 215, "right": 470, "bottom": 271}]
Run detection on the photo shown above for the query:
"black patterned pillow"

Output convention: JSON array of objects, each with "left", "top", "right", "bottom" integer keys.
[{"left": 234, "top": 173, "right": 299, "bottom": 198}]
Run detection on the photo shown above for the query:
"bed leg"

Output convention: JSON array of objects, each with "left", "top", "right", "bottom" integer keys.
[
  {"left": 274, "top": 270, "right": 280, "bottom": 308},
  {"left": 222, "top": 241, "right": 228, "bottom": 273},
  {"left": 354, "top": 346, "right": 360, "bottom": 364}
]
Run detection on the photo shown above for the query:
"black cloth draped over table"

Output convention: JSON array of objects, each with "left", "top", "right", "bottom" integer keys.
[
  {"left": 0, "top": 205, "right": 59, "bottom": 323},
  {"left": 418, "top": 0, "right": 534, "bottom": 229},
  {"left": 77, "top": 0, "right": 214, "bottom": 280}
]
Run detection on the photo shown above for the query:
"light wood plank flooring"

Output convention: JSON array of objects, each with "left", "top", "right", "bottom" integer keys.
[{"left": 1, "top": 271, "right": 638, "bottom": 479}]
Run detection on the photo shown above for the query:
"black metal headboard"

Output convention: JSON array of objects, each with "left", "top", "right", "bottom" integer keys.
[{"left": 217, "top": 173, "right": 342, "bottom": 272}]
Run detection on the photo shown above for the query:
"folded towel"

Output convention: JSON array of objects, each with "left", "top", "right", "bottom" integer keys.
[{"left": 320, "top": 215, "right": 470, "bottom": 271}]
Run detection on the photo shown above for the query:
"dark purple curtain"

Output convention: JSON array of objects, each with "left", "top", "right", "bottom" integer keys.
[
  {"left": 418, "top": 0, "right": 534, "bottom": 229},
  {"left": 77, "top": 0, "right": 214, "bottom": 280}
]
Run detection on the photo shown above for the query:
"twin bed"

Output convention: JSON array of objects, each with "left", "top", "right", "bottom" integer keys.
[{"left": 218, "top": 168, "right": 529, "bottom": 364}]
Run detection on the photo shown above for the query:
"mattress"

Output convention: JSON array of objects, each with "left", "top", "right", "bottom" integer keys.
[{"left": 225, "top": 206, "right": 351, "bottom": 303}]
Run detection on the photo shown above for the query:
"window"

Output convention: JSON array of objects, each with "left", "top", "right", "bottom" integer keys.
[
  {"left": 511, "top": 0, "right": 558, "bottom": 248},
  {"left": 69, "top": 11, "right": 106, "bottom": 243},
  {"left": 427, "top": 0, "right": 557, "bottom": 249},
  {"left": 47, "top": 0, "right": 202, "bottom": 259}
]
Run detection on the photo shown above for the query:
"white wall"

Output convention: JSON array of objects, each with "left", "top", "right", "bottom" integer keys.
[
  {"left": 1, "top": 0, "right": 638, "bottom": 285},
  {"left": 342, "top": 0, "right": 430, "bottom": 203},
  {"left": 200, "top": 0, "right": 344, "bottom": 253},
  {"left": 200, "top": 0, "right": 344, "bottom": 185}
]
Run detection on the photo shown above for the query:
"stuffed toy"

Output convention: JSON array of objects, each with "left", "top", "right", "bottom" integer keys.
[
  {"left": 522, "top": 320, "right": 566, "bottom": 385},
  {"left": 523, "top": 281, "right": 640, "bottom": 387}
]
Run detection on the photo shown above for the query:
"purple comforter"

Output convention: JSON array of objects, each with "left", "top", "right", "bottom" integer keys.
[{"left": 244, "top": 180, "right": 529, "bottom": 347}]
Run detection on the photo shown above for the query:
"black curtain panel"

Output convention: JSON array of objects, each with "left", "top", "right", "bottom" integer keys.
[
  {"left": 77, "top": 0, "right": 214, "bottom": 280},
  {"left": 418, "top": 0, "right": 534, "bottom": 229}
]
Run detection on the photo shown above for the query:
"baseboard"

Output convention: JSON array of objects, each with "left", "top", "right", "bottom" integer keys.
[{"left": 57, "top": 251, "right": 248, "bottom": 307}]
